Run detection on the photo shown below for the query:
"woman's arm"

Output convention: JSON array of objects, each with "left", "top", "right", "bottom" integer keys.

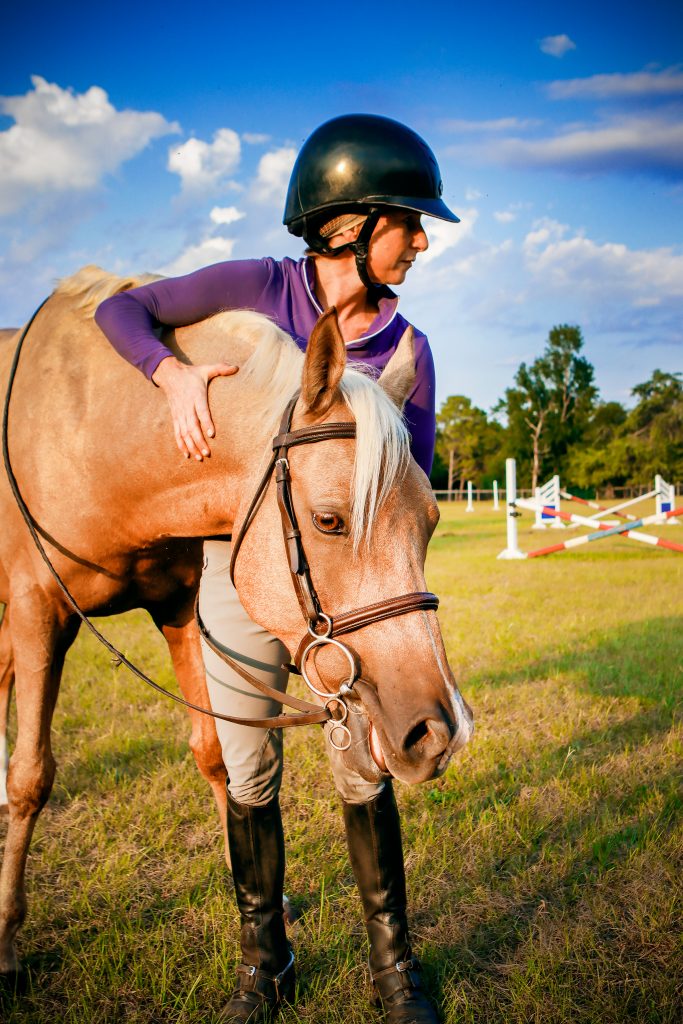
[
  {"left": 95, "top": 259, "right": 272, "bottom": 377},
  {"left": 404, "top": 336, "right": 436, "bottom": 477},
  {"left": 95, "top": 260, "right": 272, "bottom": 459}
]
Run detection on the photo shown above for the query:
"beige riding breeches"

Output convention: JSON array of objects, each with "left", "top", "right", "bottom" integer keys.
[{"left": 198, "top": 540, "right": 385, "bottom": 807}]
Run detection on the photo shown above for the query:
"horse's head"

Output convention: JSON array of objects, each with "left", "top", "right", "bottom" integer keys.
[{"left": 232, "top": 309, "right": 473, "bottom": 785}]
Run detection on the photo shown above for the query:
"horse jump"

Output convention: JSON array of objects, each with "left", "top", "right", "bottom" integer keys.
[
  {"left": 498, "top": 458, "right": 682, "bottom": 559},
  {"left": 532, "top": 471, "right": 679, "bottom": 530}
]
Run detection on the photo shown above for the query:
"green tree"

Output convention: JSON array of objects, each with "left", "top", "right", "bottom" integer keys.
[
  {"left": 542, "top": 325, "right": 597, "bottom": 466},
  {"left": 567, "top": 370, "right": 683, "bottom": 489},
  {"left": 429, "top": 445, "right": 449, "bottom": 490},
  {"left": 435, "top": 395, "right": 489, "bottom": 493},
  {"left": 496, "top": 324, "right": 597, "bottom": 489}
]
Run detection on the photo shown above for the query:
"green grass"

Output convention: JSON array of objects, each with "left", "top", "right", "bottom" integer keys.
[{"left": 1, "top": 501, "right": 681, "bottom": 1022}]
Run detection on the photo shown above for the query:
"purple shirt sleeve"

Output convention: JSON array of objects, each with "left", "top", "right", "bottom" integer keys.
[
  {"left": 95, "top": 260, "right": 273, "bottom": 380},
  {"left": 404, "top": 338, "right": 436, "bottom": 476}
]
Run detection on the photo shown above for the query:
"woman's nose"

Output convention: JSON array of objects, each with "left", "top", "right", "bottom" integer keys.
[{"left": 414, "top": 227, "right": 429, "bottom": 252}]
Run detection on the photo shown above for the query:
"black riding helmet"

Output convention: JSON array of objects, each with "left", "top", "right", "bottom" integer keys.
[{"left": 284, "top": 113, "right": 459, "bottom": 288}]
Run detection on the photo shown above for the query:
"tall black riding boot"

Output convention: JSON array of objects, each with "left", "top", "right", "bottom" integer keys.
[
  {"left": 343, "top": 784, "right": 440, "bottom": 1024},
  {"left": 218, "top": 792, "right": 295, "bottom": 1023}
]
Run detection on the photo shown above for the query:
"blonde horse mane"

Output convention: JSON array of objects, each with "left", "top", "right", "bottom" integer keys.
[
  {"left": 55, "top": 264, "right": 162, "bottom": 318},
  {"left": 56, "top": 267, "right": 410, "bottom": 548},
  {"left": 233, "top": 316, "right": 410, "bottom": 549}
]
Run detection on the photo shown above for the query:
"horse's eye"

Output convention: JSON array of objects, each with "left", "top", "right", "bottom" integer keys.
[{"left": 312, "top": 512, "right": 344, "bottom": 534}]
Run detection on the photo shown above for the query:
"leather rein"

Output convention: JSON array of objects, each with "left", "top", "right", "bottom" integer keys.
[{"left": 3, "top": 300, "right": 438, "bottom": 745}]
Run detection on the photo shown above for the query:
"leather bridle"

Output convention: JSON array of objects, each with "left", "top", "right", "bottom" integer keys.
[
  {"left": 198, "top": 394, "right": 439, "bottom": 750},
  {"left": 4, "top": 299, "right": 438, "bottom": 745}
]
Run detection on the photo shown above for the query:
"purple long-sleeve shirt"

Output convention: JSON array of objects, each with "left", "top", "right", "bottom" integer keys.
[{"left": 95, "top": 257, "right": 436, "bottom": 473}]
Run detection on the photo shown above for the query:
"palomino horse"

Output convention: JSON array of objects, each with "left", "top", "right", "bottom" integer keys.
[{"left": 0, "top": 267, "right": 473, "bottom": 976}]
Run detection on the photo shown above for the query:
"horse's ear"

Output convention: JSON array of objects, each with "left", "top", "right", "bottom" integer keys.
[
  {"left": 301, "top": 307, "right": 346, "bottom": 415},
  {"left": 377, "top": 327, "right": 416, "bottom": 410}
]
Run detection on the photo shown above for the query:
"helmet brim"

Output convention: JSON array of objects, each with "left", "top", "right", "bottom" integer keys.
[{"left": 369, "top": 195, "right": 460, "bottom": 223}]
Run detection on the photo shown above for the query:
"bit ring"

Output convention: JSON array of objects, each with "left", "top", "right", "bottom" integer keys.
[{"left": 300, "top": 635, "right": 357, "bottom": 700}]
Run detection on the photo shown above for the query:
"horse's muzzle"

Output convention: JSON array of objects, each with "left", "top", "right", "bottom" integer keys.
[{"left": 342, "top": 682, "right": 473, "bottom": 785}]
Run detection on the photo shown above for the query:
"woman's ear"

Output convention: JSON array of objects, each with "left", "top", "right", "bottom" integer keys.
[
  {"left": 301, "top": 307, "right": 347, "bottom": 415},
  {"left": 377, "top": 327, "right": 416, "bottom": 410}
]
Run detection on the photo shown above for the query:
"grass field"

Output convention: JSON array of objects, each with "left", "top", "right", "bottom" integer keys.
[{"left": 1, "top": 500, "right": 681, "bottom": 1023}]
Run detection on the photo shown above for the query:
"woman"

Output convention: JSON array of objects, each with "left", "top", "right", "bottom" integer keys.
[{"left": 96, "top": 113, "right": 460, "bottom": 1024}]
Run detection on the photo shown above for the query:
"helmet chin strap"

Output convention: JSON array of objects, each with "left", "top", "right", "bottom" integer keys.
[
  {"left": 305, "top": 208, "right": 382, "bottom": 290},
  {"left": 347, "top": 208, "right": 382, "bottom": 289}
]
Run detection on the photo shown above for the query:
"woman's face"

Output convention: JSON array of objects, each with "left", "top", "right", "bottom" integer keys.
[{"left": 366, "top": 210, "right": 429, "bottom": 285}]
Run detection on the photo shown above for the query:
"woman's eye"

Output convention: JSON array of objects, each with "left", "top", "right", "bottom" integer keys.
[{"left": 312, "top": 512, "right": 344, "bottom": 534}]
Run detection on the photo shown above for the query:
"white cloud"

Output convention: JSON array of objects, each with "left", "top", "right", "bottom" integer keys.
[
  {"left": 539, "top": 34, "right": 576, "bottom": 58},
  {"left": 417, "top": 208, "right": 478, "bottom": 266},
  {"left": 242, "top": 132, "right": 271, "bottom": 144},
  {"left": 465, "top": 187, "right": 484, "bottom": 201},
  {"left": 210, "top": 205, "right": 245, "bottom": 225},
  {"left": 442, "top": 117, "right": 540, "bottom": 133},
  {"left": 548, "top": 67, "right": 683, "bottom": 100},
  {"left": 523, "top": 217, "right": 683, "bottom": 303},
  {"left": 168, "top": 128, "right": 241, "bottom": 192},
  {"left": 407, "top": 213, "right": 682, "bottom": 383},
  {"left": 479, "top": 111, "right": 683, "bottom": 176},
  {"left": 251, "top": 146, "right": 297, "bottom": 203},
  {"left": 0, "top": 75, "right": 179, "bottom": 216},
  {"left": 157, "top": 235, "right": 237, "bottom": 276},
  {"left": 494, "top": 210, "right": 517, "bottom": 223}
]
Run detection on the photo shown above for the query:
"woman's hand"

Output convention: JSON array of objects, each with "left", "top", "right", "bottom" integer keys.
[{"left": 152, "top": 356, "right": 239, "bottom": 460}]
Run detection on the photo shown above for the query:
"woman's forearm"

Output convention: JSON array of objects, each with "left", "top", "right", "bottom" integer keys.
[
  {"left": 95, "top": 259, "right": 271, "bottom": 379},
  {"left": 95, "top": 289, "right": 173, "bottom": 379}
]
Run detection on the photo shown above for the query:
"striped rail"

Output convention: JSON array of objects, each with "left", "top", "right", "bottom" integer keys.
[
  {"left": 514, "top": 499, "right": 683, "bottom": 557},
  {"left": 559, "top": 490, "right": 637, "bottom": 521}
]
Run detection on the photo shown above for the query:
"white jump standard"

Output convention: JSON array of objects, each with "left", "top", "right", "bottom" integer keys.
[
  {"left": 656, "top": 475, "right": 680, "bottom": 524},
  {"left": 498, "top": 458, "right": 526, "bottom": 560},
  {"left": 533, "top": 474, "right": 564, "bottom": 529}
]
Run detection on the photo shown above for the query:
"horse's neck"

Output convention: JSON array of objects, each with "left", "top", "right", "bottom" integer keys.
[{"left": 133, "top": 329, "right": 283, "bottom": 541}]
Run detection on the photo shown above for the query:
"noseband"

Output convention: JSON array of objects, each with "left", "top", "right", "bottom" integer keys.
[{"left": 197, "top": 394, "right": 439, "bottom": 750}]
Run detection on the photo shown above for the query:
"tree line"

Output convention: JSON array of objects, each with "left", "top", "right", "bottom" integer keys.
[{"left": 431, "top": 324, "right": 683, "bottom": 494}]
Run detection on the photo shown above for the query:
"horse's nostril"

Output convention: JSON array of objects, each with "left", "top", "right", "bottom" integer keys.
[
  {"left": 404, "top": 717, "right": 452, "bottom": 757},
  {"left": 405, "top": 719, "right": 430, "bottom": 750}
]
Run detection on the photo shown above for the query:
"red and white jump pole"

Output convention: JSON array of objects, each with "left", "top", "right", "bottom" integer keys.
[
  {"left": 514, "top": 499, "right": 683, "bottom": 557},
  {"left": 497, "top": 458, "right": 683, "bottom": 559},
  {"left": 559, "top": 490, "right": 637, "bottom": 521}
]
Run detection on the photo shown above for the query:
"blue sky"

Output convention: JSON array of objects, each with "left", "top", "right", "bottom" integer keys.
[{"left": 2, "top": 0, "right": 682, "bottom": 412}]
